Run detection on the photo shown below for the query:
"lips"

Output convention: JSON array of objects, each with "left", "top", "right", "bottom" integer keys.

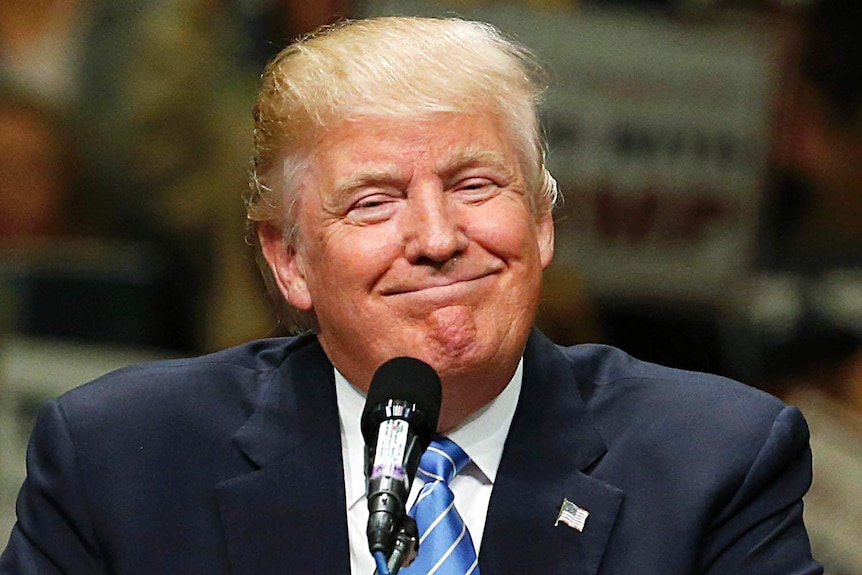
[{"left": 380, "top": 267, "right": 502, "bottom": 296}]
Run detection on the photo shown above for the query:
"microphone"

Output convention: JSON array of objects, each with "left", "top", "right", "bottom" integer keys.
[{"left": 361, "top": 357, "right": 442, "bottom": 564}]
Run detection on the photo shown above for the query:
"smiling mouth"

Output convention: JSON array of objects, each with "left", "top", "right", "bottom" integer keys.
[{"left": 382, "top": 271, "right": 499, "bottom": 297}]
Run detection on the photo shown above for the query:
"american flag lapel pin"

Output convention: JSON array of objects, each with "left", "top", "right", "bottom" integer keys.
[{"left": 555, "top": 498, "right": 589, "bottom": 532}]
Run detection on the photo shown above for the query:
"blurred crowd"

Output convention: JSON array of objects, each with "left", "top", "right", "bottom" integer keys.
[
  {"left": 755, "top": 3, "right": 862, "bottom": 570},
  {"left": 0, "top": 0, "right": 351, "bottom": 353},
  {"left": 0, "top": 0, "right": 860, "bottom": 570}
]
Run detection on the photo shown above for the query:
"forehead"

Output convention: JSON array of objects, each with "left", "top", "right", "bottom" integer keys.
[{"left": 304, "top": 111, "right": 520, "bottom": 181}]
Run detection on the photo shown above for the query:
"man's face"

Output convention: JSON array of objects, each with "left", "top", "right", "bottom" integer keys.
[{"left": 262, "top": 110, "right": 553, "bottom": 413}]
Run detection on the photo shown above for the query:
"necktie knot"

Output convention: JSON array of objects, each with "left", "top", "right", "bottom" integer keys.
[{"left": 416, "top": 436, "right": 470, "bottom": 484}]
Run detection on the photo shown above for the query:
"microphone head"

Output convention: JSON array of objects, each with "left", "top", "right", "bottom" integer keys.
[{"left": 361, "top": 356, "right": 442, "bottom": 446}]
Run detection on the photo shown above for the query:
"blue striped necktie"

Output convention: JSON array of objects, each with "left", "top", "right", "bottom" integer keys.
[{"left": 402, "top": 436, "right": 480, "bottom": 575}]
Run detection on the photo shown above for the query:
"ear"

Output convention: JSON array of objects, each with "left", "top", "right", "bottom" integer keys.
[
  {"left": 537, "top": 212, "right": 555, "bottom": 269},
  {"left": 257, "top": 223, "right": 313, "bottom": 311}
]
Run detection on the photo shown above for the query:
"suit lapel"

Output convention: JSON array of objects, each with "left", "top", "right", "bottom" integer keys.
[
  {"left": 481, "top": 330, "right": 623, "bottom": 575},
  {"left": 215, "top": 338, "right": 351, "bottom": 575}
]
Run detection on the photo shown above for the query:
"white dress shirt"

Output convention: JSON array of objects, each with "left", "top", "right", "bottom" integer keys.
[{"left": 335, "top": 360, "right": 523, "bottom": 575}]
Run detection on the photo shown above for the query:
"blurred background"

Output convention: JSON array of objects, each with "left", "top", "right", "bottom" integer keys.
[{"left": 0, "top": 0, "right": 859, "bottom": 571}]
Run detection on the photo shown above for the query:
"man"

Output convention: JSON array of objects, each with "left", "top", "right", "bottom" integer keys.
[{"left": 1, "top": 16, "right": 821, "bottom": 574}]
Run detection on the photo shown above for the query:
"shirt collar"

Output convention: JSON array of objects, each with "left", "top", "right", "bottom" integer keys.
[{"left": 335, "top": 359, "right": 523, "bottom": 509}]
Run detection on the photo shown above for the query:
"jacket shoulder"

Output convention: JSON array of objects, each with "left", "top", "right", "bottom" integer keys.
[
  {"left": 50, "top": 334, "right": 318, "bottom": 437},
  {"left": 561, "top": 342, "right": 786, "bottom": 417},
  {"left": 62, "top": 334, "right": 311, "bottom": 395},
  {"left": 556, "top": 343, "right": 801, "bottom": 463}
]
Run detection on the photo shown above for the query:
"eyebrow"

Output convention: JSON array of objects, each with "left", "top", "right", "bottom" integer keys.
[
  {"left": 333, "top": 168, "right": 403, "bottom": 195},
  {"left": 436, "top": 148, "right": 519, "bottom": 182},
  {"left": 328, "top": 167, "right": 406, "bottom": 209}
]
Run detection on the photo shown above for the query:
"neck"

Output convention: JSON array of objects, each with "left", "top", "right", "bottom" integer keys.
[{"left": 436, "top": 360, "right": 519, "bottom": 432}]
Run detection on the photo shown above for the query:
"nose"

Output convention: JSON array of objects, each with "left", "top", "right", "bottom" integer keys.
[{"left": 402, "top": 187, "right": 469, "bottom": 264}]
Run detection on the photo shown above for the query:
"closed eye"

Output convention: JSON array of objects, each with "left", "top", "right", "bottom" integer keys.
[
  {"left": 347, "top": 193, "right": 399, "bottom": 224},
  {"left": 453, "top": 178, "right": 499, "bottom": 201}
]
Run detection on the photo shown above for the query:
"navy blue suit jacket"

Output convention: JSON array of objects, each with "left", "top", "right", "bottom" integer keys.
[{"left": 1, "top": 330, "right": 822, "bottom": 574}]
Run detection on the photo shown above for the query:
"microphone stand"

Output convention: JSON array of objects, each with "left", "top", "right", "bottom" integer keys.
[{"left": 373, "top": 516, "right": 419, "bottom": 575}]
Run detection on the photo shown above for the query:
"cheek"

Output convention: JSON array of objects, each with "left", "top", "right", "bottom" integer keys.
[
  {"left": 474, "top": 208, "right": 540, "bottom": 261},
  {"left": 309, "top": 226, "right": 400, "bottom": 290}
]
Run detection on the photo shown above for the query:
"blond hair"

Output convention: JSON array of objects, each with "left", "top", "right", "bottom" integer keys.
[{"left": 246, "top": 16, "right": 558, "bottom": 331}]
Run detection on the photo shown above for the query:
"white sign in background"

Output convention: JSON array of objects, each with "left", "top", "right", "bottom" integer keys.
[{"left": 362, "top": 1, "right": 782, "bottom": 305}]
